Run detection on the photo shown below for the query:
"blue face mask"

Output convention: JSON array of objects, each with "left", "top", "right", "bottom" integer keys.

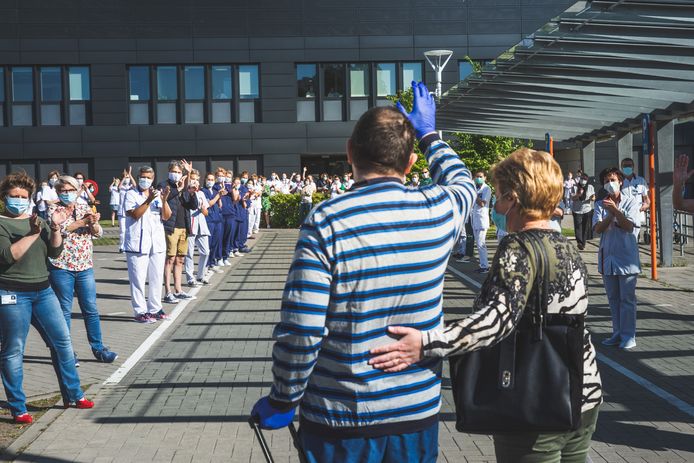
[
  {"left": 5, "top": 197, "right": 31, "bottom": 216},
  {"left": 475, "top": 177, "right": 484, "bottom": 186},
  {"left": 58, "top": 192, "right": 77, "bottom": 205},
  {"left": 493, "top": 196, "right": 514, "bottom": 233},
  {"left": 622, "top": 167, "right": 633, "bottom": 177}
]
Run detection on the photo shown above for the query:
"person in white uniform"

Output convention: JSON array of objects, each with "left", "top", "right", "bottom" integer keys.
[
  {"left": 117, "top": 168, "right": 134, "bottom": 253},
  {"left": 620, "top": 158, "right": 650, "bottom": 239},
  {"left": 124, "top": 166, "right": 171, "bottom": 324},
  {"left": 471, "top": 171, "right": 491, "bottom": 273},
  {"left": 184, "top": 169, "right": 211, "bottom": 286}
]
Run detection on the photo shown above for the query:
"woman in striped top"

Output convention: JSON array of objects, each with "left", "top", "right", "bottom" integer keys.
[{"left": 371, "top": 148, "right": 602, "bottom": 463}]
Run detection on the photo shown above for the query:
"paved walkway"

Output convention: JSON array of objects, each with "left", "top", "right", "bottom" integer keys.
[{"left": 2, "top": 230, "right": 694, "bottom": 462}]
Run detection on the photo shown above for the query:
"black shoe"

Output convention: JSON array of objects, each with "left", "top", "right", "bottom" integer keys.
[{"left": 240, "top": 247, "right": 252, "bottom": 253}]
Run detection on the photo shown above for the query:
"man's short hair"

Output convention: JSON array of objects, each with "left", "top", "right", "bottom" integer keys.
[
  {"left": 169, "top": 160, "right": 181, "bottom": 171},
  {"left": 139, "top": 166, "right": 154, "bottom": 175},
  {"left": 349, "top": 107, "right": 415, "bottom": 175},
  {"left": 621, "top": 157, "right": 634, "bottom": 166}
]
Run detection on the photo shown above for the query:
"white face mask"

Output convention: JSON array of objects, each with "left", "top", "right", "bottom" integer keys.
[
  {"left": 76, "top": 179, "right": 84, "bottom": 186},
  {"left": 169, "top": 172, "right": 182, "bottom": 183},
  {"left": 139, "top": 177, "right": 153, "bottom": 190},
  {"left": 604, "top": 181, "right": 620, "bottom": 196},
  {"left": 217, "top": 176, "right": 225, "bottom": 184},
  {"left": 580, "top": 179, "right": 588, "bottom": 186},
  {"left": 206, "top": 180, "right": 215, "bottom": 188}
]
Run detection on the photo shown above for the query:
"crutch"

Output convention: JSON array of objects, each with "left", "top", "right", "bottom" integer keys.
[{"left": 249, "top": 417, "right": 308, "bottom": 463}]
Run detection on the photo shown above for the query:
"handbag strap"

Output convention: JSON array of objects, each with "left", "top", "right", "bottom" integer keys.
[{"left": 523, "top": 232, "right": 550, "bottom": 340}]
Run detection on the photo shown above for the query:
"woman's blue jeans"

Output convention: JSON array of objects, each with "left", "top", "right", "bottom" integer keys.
[
  {"left": 0, "top": 287, "right": 84, "bottom": 415},
  {"left": 49, "top": 266, "right": 104, "bottom": 352}
]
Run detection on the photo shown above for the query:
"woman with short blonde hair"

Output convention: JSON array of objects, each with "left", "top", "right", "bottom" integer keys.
[{"left": 370, "top": 148, "right": 603, "bottom": 462}]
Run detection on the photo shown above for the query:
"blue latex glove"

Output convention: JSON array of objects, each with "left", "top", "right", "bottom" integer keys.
[
  {"left": 396, "top": 81, "right": 437, "bottom": 139},
  {"left": 251, "top": 396, "right": 296, "bottom": 430}
]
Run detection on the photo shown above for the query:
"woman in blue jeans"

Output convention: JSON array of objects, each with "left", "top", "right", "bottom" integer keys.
[
  {"left": 48, "top": 176, "right": 118, "bottom": 366},
  {"left": 0, "top": 172, "right": 94, "bottom": 424}
]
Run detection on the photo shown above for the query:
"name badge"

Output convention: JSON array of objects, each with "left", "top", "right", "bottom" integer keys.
[{"left": 0, "top": 294, "right": 17, "bottom": 305}]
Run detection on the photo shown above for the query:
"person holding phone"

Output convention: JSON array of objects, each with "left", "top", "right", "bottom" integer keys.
[{"left": 124, "top": 166, "right": 171, "bottom": 323}]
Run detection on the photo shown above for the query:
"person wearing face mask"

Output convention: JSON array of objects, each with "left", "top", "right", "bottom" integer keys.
[
  {"left": 183, "top": 170, "right": 211, "bottom": 287},
  {"left": 490, "top": 194, "right": 507, "bottom": 241},
  {"left": 117, "top": 167, "right": 134, "bottom": 253},
  {"left": 72, "top": 172, "right": 95, "bottom": 206},
  {"left": 593, "top": 168, "right": 642, "bottom": 350},
  {"left": 202, "top": 172, "right": 225, "bottom": 272},
  {"left": 124, "top": 166, "right": 172, "bottom": 323},
  {"left": 231, "top": 177, "right": 250, "bottom": 256},
  {"left": 471, "top": 171, "right": 491, "bottom": 273},
  {"left": 215, "top": 168, "right": 239, "bottom": 265},
  {"left": 36, "top": 170, "right": 60, "bottom": 220},
  {"left": 370, "top": 148, "right": 602, "bottom": 463},
  {"left": 0, "top": 171, "right": 95, "bottom": 424},
  {"left": 620, "top": 158, "right": 649, "bottom": 238},
  {"left": 299, "top": 175, "right": 316, "bottom": 224},
  {"left": 160, "top": 160, "right": 199, "bottom": 304},
  {"left": 571, "top": 173, "right": 595, "bottom": 250},
  {"left": 247, "top": 176, "right": 263, "bottom": 238},
  {"left": 563, "top": 171, "right": 574, "bottom": 211},
  {"left": 48, "top": 176, "right": 117, "bottom": 366},
  {"left": 109, "top": 177, "right": 121, "bottom": 227},
  {"left": 236, "top": 172, "right": 252, "bottom": 253},
  {"left": 344, "top": 173, "right": 355, "bottom": 189},
  {"left": 409, "top": 173, "right": 420, "bottom": 187}
]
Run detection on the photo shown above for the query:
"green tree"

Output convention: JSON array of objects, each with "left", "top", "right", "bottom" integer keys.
[{"left": 388, "top": 57, "right": 527, "bottom": 178}]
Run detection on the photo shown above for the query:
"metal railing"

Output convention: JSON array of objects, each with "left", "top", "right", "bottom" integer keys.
[{"left": 643, "top": 209, "right": 694, "bottom": 256}]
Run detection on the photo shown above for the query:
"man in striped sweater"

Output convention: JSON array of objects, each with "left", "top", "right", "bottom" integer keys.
[{"left": 252, "top": 82, "right": 477, "bottom": 462}]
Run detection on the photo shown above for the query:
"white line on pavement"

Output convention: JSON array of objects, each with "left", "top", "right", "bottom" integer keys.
[
  {"left": 445, "top": 263, "right": 694, "bottom": 419},
  {"left": 109, "top": 312, "right": 125, "bottom": 316},
  {"left": 103, "top": 285, "right": 202, "bottom": 385},
  {"left": 596, "top": 353, "right": 694, "bottom": 418}
]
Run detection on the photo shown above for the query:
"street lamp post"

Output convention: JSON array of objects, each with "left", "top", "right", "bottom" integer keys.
[
  {"left": 424, "top": 49, "right": 453, "bottom": 101},
  {"left": 424, "top": 49, "right": 453, "bottom": 138}
]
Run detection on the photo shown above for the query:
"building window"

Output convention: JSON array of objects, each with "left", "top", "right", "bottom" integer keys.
[
  {"left": 68, "top": 66, "right": 90, "bottom": 126},
  {"left": 156, "top": 66, "right": 178, "bottom": 124},
  {"left": 129, "top": 66, "right": 150, "bottom": 125},
  {"left": 376, "top": 63, "right": 396, "bottom": 107},
  {"left": 296, "top": 64, "right": 317, "bottom": 122},
  {"left": 459, "top": 61, "right": 474, "bottom": 81},
  {"left": 402, "top": 62, "right": 423, "bottom": 90},
  {"left": 128, "top": 64, "right": 258, "bottom": 125},
  {"left": 184, "top": 65, "right": 205, "bottom": 124},
  {"left": 11, "top": 67, "right": 34, "bottom": 126},
  {"left": 238, "top": 65, "right": 259, "bottom": 123},
  {"left": 348, "top": 63, "right": 369, "bottom": 120},
  {"left": 296, "top": 61, "right": 425, "bottom": 122},
  {"left": 322, "top": 64, "right": 345, "bottom": 121},
  {"left": 40, "top": 67, "right": 62, "bottom": 126},
  {"left": 211, "top": 65, "right": 232, "bottom": 123}
]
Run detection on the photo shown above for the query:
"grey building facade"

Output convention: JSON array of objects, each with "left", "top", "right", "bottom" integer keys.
[{"left": 0, "top": 0, "right": 576, "bottom": 211}]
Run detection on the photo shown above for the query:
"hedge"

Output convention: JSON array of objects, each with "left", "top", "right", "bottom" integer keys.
[{"left": 264, "top": 192, "right": 329, "bottom": 228}]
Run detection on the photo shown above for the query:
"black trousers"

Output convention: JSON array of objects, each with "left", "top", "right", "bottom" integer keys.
[{"left": 573, "top": 211, "right": 593, "bottom": 249}]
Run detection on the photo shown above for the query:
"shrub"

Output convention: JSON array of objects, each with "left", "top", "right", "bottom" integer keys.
[{"left": 265, "top": 192, "right": 330, "bottom": 228}]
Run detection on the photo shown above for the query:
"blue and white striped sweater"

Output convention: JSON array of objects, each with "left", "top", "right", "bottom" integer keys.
[{"left": 270, "top": 138, "right": 476, "bottom": 436}]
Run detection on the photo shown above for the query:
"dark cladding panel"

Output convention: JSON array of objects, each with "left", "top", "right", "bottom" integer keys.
[
  {"left": 253, "top": 138, "right": 308, "bottom": 155},
  {"left": 196, "top": 139, "right": 253, "bottom": 156},
  {"left": 414, "top": 21, "right": 467, "bottom": 35}
]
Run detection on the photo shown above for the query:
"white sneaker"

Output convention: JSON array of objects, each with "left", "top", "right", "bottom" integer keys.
[
  {"left": 187, "top": 279, "right": 201, "bottom": 287},
  {"left": 197, "top": 276, "right": 210, "bottom": 285},
  {"left": 163, "top": 293, "right": 179, "bottom": 304},
  {"left": 213, "top": 266, "right": 225, "bottom": 273},
  {"left": 222, "top": 259, "right": 232, "bottom": 266},
  {"left": 234, "top": 251, "right": 244, "bottom": 257}
]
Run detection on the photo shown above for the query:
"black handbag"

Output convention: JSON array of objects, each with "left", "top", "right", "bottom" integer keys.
[{"left": 448, "top": 232, "right": 584, "bottom": 434}]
